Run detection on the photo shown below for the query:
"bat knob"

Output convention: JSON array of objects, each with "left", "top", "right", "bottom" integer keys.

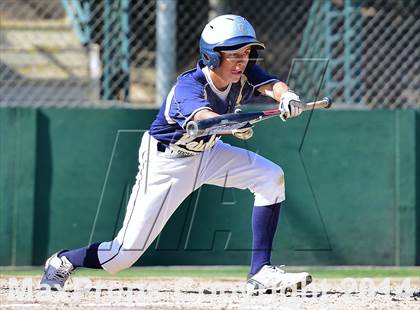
[
  {"left": 323, "top": 96, "right": 333, "bottom": 109},
  {"left": 186, "top": 121, "right": 198, "bottom": 138}
]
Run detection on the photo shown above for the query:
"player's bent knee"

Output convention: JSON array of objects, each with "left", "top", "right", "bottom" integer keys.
[
  {"left": 253, "top": 164, "right": 285, "bottom": 206},
  {"left": 268, "top": 166, "right": 285, "bottom": 195},
  {"left": 264, "top": 164, "right": 284, "bottom": 187}
]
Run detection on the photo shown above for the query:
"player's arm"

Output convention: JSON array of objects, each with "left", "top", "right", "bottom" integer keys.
[
  {"left": 257, "top": 81, "right": 303, "bottom": 121},
  {"left": 257, "top": 81, "right": 288, "bottom": 101},
  {"left": 192, "top": 109, "right": 220, "bottom": 121}
]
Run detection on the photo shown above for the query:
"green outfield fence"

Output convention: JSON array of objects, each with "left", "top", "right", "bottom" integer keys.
[
  {"left": 0, "top": 107, "right": 418, "bottom": 266},
  {"left": 0, "top": 0, "right": 419, "bottom": 107}
]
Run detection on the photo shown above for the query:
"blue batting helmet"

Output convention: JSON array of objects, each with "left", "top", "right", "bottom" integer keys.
[{"left": 199, "top": 15, "right": 265, "bottom": 69}]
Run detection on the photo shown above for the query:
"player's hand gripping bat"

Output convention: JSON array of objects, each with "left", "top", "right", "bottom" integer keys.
[{"left": 186, "top": 97, "right": 332, "bottom": 138}]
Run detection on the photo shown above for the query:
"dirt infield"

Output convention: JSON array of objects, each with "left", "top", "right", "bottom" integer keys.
[{"left": 1, "top": 276, "right": 419, "bottom": 309}]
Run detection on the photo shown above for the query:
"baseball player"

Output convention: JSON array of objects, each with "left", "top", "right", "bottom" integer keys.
[{"left": 41, "top": 14, "right": 312, "bottom": 294}]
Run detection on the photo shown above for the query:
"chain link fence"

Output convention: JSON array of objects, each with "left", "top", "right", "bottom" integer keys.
[{"left": 0, "top": 0, "right": 419, "bottom": 108}]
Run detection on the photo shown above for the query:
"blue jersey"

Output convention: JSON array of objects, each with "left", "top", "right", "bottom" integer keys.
[{"left": 149, "top": 61, "right": 278, "bottom": 154}]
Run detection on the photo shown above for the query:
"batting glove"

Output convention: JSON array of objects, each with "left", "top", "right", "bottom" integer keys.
[
  {"left": 278, "top": 90, "right": 303, "bottom": 121},
  {"left": 232, "top": 127, "right": 254, "bottom": 140}
]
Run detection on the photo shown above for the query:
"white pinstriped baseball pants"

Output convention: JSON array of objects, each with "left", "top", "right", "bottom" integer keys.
[{"left": 98, "top": 131, "right": 285, "bottom": 273}]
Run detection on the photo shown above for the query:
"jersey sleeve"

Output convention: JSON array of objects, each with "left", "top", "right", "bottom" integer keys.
[
  {"left": 245, "top": 64, "right": 279, "bottom": 90},
  {"left": 166, "top": 78, "right": 212, "bottom": 128}
]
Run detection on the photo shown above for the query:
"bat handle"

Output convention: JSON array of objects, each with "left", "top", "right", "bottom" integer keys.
[
  {"left": 290, "top": 97, "right": 333, "bottom": 111},
  {"left": 289, "top": 99, "right": 305, "bottom": 109}
]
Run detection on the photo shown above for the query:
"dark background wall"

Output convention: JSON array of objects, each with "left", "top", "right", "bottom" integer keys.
[{"left": 0, "top": 107, "right": 418, "bottom": 266}]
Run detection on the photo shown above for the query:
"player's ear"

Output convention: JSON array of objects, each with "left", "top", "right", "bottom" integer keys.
[{"left": 212, "top": 51, "right": 222, "bottom": 69}]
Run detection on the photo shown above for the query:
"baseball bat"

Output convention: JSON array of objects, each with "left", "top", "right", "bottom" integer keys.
[
  {"left": 186, "top": 97, "right": 332, "bottom": 138},
  {"left": 289, "top": 97, "right": 332, "bottom": 111}
]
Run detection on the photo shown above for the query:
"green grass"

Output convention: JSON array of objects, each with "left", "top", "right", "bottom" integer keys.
[{"left": 1, "top": 266, "right": 419, "bottom": 279}]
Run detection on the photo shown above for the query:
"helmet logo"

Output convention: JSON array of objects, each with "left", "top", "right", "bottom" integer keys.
[{"left": 238, "top": 22, "right": 246, "bottom": 34}]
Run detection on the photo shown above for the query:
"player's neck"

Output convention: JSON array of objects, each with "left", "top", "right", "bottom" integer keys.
[{"left": 208, "top": 69, "right": 230, "bottom": 91}]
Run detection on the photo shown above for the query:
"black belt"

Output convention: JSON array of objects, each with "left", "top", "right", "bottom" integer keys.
[
  {"left": 156, "top": 141, "right": 196, "bottom": 157},
  {"left": 157, "top": 142, "right": 167, "bottom": 152}
]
